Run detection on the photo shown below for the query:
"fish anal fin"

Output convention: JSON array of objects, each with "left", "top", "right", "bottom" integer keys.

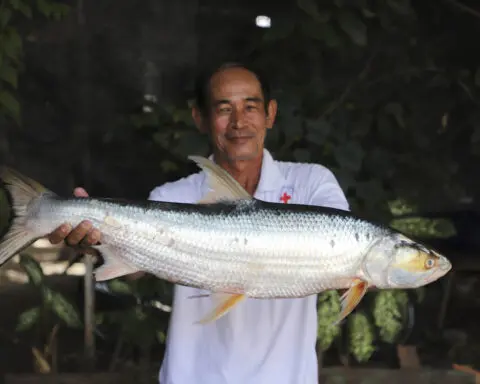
[
  {"left": 195, "top": 292, "right": 245, "bottom": 324},
  {"left": 93, "top": 244, "right": 140, "bottom": 281},
  {"left": 188, "top": 155, "right": 252, "bottom": 203},
  {"left": 334, "top": 278, "right": 369, "bottom": 325}
]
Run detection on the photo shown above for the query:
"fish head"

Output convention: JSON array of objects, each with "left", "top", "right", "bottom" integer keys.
[{"left": 362, "top": 234, "right": 452, "bottom": 289}]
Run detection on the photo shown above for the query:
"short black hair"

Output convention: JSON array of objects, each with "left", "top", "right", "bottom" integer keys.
[{"left": 193, "top": 61, "right": 272, "bottom": 116}]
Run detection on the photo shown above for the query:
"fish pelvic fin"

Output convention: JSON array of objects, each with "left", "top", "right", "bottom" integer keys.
[
  {"left": 0, "top": 167, "right": 50, "bottom": 266},
  {"left": 188, "top": 156, "right": 252, "bottom": 203},
  {"left": 93, "top": 244, "right": 140, "bottom": 281},
  {"left": 333, "top": 278, "right": 369, "bottom": 325},
  {"left": 194, "top": 292, "right": 246, "bottom": 325}
]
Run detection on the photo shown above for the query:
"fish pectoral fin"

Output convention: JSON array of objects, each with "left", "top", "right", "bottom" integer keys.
[
  {"left": 195, "top": 292, "right": 246, "bottom": 325},
  {"left": 334, "top": 278, "right": 369, "bottom": 325},
  {"left": 188, "top": 155, "right": 252, "bottom": 203},
  {"left": 93, "top": 244, "right": 140, "bottom": 281}
]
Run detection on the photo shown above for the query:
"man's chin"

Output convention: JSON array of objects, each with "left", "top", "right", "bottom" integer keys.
[{"left": 225, "top": 147, "right": 261, "bottom": 162}]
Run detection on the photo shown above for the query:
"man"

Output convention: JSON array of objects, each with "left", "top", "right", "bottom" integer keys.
[{"left": 48, "top": 62, "right": 349, "bottom": 383}]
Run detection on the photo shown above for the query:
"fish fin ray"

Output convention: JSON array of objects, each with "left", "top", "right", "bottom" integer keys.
[
  {"left": 93, "top": 244, "right": 140, "bottom": 281},
  {"left": 188, "top": 156, "right": 252, "bottom": 203},
  {"left": 195, "top": 292, "right": 245, "bottom": 324},
  {"left": 334, "top": 278, "right": 369, "bottom": 325},
  {"left": 0, "top": 167, "right": 49, "bottom": 266}
]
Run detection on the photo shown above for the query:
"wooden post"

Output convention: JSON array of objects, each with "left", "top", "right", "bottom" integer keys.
[{"left": 75, "top": 0, "right": 95, "bottom": 371}]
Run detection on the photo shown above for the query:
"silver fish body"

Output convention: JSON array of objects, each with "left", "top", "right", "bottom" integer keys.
[
  {"left": 0, "top": 156, "right": 452, "bottom": 323},
  {"left": 26, "top": 195, "right": 389, "bottom": 298}
]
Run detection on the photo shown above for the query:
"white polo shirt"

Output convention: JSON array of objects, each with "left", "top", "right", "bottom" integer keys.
[{"left": 148, "top": 149, "right": 349, "bottom": 384}]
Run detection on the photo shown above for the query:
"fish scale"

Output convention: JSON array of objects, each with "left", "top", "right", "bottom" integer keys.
[{"left": 0, "top": 157, "right": 452, "bottom": 324}]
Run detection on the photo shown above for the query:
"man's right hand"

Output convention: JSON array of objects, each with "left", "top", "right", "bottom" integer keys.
[{"left": 47, "top": 187, "right": 102, "bottom": 247}]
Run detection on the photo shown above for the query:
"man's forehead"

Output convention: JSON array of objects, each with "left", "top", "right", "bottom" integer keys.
[{"left": 209, "top": 68, "right": 263, "bottom": 101}]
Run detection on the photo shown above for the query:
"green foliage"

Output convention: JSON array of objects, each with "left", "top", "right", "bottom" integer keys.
[
  {"left": 317, "top": 291, "right": 342, "bottom": 351},
  {"left": 348, "top": 312, "right": 376, "bottom": 362},
  {"left": 96, "top": 275, "right": 173, "bottom": 351},
  {"left": 390, "top": 217, "right": 457, "bottom": 239},
  {"left": 15, "top": 253, "right": 83, "bottom": 332},
  {"left": 130, "top": 99, "right": 210, "bottom": 171},
  {"left": 0, "top": 0, "right": 70, "bottom": 124},
  {"left": 16, "top": 305, "right": 41, "bottom": 331},
  {"left": 245, "top": 0, "right": 479, "bottom": 220},
  {"left": 372, "top": 290, "right": 408, "bottom": 343}
]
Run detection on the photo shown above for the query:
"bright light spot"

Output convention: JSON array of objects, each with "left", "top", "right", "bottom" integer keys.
[{"left": 256, "top": 15, "right": 271, "bottom": 28}]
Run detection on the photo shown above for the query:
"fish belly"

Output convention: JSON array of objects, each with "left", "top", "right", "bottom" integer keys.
[{"left": 98, "top": 206, "right": 370, "bottom": 298}]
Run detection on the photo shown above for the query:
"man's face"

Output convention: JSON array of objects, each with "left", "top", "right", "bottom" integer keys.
[{"left": 195, "top": 67, "right": 277, "bottom": 162}]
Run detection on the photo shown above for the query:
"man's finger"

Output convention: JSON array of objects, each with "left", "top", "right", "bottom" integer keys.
[
  {"left": 65, "top": 220, "right": 93, "bottom": 246},
  {"left": 48, "top": 224, "right": 72, "bottom": 244},
  {"left": 83, "top": 228, "right": 102, "bottom": 246}
]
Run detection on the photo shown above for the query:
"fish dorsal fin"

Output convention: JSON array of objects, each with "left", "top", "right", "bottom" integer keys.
[{"left": 188, "top": 155, "right": 252, "bottom": 204}]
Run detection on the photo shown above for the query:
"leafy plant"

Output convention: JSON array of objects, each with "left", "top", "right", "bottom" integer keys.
[
  {"left": 0, "top": 0, "right": 70, "bottom": 125},
  {"left": 95, "top": 275, "right": 173, "bottom": 368},
  {"left": 15, "top": 253, "right": 83, "bottom": 332}
]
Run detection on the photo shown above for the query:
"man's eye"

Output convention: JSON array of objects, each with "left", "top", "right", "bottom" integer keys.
[{"left": 246, "top": 105, "right": 257, "bottom": 111}]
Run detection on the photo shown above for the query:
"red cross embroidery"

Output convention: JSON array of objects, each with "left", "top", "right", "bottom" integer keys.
[{"left": 280, "top": 192, "right": 291, "bottom": 204}]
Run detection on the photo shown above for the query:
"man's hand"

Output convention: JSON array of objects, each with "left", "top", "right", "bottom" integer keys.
[{"left": 47, "top": 187, "right": 102, "bottom": 246}]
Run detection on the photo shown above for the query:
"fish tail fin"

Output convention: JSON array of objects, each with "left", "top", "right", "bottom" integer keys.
[{"left": 0, "top": 166, "right": 49, "bottom": 266}]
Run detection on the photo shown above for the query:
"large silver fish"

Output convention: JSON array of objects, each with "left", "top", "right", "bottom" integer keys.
[{"left": 0, "top": 156, "right": 452, "bottom": 324}]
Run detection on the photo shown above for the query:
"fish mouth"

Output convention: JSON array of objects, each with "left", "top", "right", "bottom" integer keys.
[{"left": 439, "top": 257, "right": 452, "bottom": 273}]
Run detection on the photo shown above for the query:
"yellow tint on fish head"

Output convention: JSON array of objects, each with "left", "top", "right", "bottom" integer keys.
[{"left": 390, "top": 246, "right": 440, "bottom": 273}]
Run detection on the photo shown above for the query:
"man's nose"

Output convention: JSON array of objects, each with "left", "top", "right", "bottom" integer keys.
[{"left": 231, "top": 109, "right": 246, "bottom": 129}]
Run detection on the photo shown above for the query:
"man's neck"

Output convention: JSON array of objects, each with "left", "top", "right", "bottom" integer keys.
[{"left": 214, "top": 152, "right": 263, "bottom": 196}]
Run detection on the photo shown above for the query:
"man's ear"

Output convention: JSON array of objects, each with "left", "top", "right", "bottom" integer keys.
[
  {"left": 266, "top": 99, "right": 278, "bottom": 130},
  {"left": 192, "top": 106, "right": 208, "bottom": 133}
]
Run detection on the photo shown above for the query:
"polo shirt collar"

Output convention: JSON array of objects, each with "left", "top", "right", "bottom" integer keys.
[{"left": 205, "top": 149, "right": 286, "bottom": 194}]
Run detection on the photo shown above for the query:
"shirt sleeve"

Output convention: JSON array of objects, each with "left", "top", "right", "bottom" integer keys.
[{"left": 307, "top": 166, "right": 350, "bottom": 211}]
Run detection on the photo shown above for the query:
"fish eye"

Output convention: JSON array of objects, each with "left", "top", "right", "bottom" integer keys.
[{"left": 424, "top": 258, "right": 435, "bottom": 269}]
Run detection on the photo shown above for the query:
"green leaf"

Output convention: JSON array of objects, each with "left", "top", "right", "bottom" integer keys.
[
  {"left": 337, "top": 10, "right": 367, "bottom": 46},
  {"left": 49, "top": 3, "right": 70, "bottom": 20},
  {"left": 175, "top": 130, "right": 209, "bottom": 157},
  {"left": 160, "top": 159, "right": 179, "bottom": 173},
  {"left": 0, "top": 8, "right": 12, "bottom": 28},
  {"left": 45, "top": 289, "right": 82, "bottom": 328},
  {"left": 333, "top": 141, "right": 364, "bottom": 172},
  {"left": 361, "top": 8, "right": 376, "bottom": 18},
  {"left": 293, "top": 148, "right": 310, "bottom": 162},
  {"left": 305, "top": 118, "right": 331, "bottom": 146},
  {"left": 348, "top": 312, "right": 375, "bottom": 362},
  {"left": 19, "top": 254, "right": 43, "bottom": 286},
  {"left": 107, "top": 279, "right": 132, "bottom": 295},
  {"left": 384, "top": 102, "right": 405, "bottom": 128},
  {"left": 36, "top": 0, "right": 51, "bottom": 17},
  {"left": 317, "top": 291, "right": 341, "bottom": 351},
  {"left": 0, "top": 62, "right": 18, "bottom": 88},
  {"left": 373, "top": 290, "right": 407, "bottom": 343},
  {"left": 8, "top": 0, "right": 32, "bottom": 18},
  {"left": 16, "top": 306, "right": 41, "bottom": 332}
]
